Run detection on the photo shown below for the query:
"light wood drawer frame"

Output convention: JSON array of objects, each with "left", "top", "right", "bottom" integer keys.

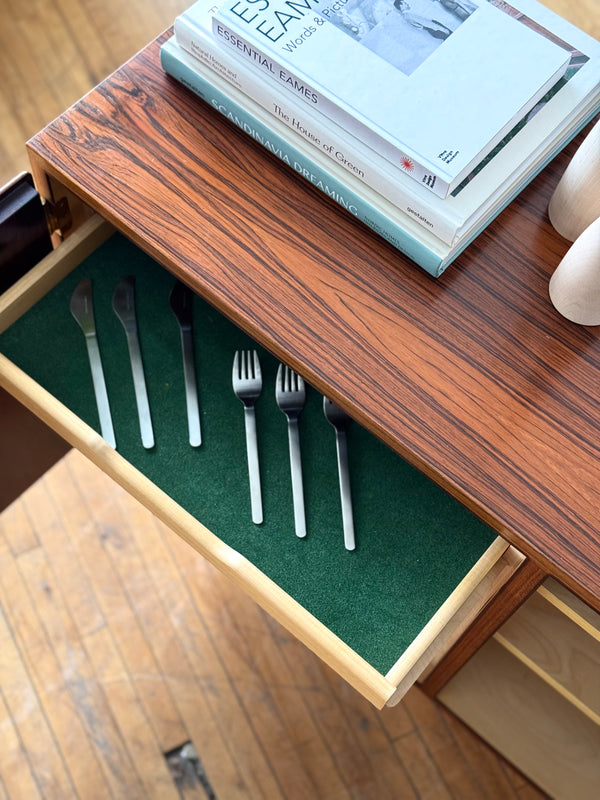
[{"left": 0, "top": 214, "right": 521, "bottom": 709}]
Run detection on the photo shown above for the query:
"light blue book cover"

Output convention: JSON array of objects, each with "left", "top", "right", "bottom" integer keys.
[{"left": 213, "top": 0, "right": 571, "bottom": 195}]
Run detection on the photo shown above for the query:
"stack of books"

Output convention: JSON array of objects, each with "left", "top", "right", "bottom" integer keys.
[{"left": 160, "top": 0, "right": 600, "bottom": 277}]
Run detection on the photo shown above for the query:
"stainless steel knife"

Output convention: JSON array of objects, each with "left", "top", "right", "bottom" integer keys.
[
  {"left": 70, "top": 278, "right": 116, "bottom": 448},
  {"left": 169, "top": 280, "right": 201, "bottom": 447},
  {"left": 112, "top": 275, "right": 154, "bottom": 449}
]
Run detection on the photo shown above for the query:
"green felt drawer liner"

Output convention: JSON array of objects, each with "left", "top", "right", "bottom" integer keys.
[{"left": 0, "top": 232, "right": 496, "bottom": 675}]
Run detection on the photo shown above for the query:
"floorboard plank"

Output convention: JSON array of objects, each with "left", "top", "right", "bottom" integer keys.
[
  {"left": 0, "top": 606, "right": 75, "bottom": 798},
  {"left": 321, "top": 670, "right": 418, "bottom": 799},
  {"left": 16, "top": 545, "right": 146, "bottom": 800},
  {"left": 0, "top": 524, "right": 115, "bottom": 800},
  {"left": 26, "top": 475, "right": 104, "bottom": 637},
  {"left": 178, "top": 543, "right": 350, "bottom": 800},
  {"left": 0, "top": 691, "right": 43, "bottom": 800},
  {"left": 1, "top": 494, "right": 39, "bottom": 557},
  {"left": 83, "top": 625, "right": 182, "bottom": 800},
  {"left": 53, "top": 455, "right": 189, "bottom": 754}
]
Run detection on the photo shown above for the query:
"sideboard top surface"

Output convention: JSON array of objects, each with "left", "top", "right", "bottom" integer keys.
[{"left": 26, "top": 33, "right": 600, "bottom": 610}]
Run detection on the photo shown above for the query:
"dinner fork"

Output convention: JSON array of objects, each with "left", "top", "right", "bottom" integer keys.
[
  {"left": 232, "top": 350, "right": 263, "bottom": 524},
  {"left": 275, "top": 363, "right": 306, "bottom": 538},
  {"left": 323, "top": 397, "right": 356, "bottom": 551}
]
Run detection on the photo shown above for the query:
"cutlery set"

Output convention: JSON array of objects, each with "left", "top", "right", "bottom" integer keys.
[
  {"left": 71, "top": 276, "right": 201, "bottom": 452},
  {"left": 71, "top": 279, "right": 356, "bottom": 549},
  {"left": 234, "top": 350, "right": 356, "bottom": 550}
]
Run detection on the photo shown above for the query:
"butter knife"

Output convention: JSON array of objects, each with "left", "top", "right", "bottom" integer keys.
[
  {"left": 112, "top": 276, "right": 154, "bottom": 449},
  {"left": 169, "top": 281, "right": 201, "bottom": 447},
  {"left": 70, "top": 278, "right": 116, "bottom": 449},
  {"left": 323, "top": 397, "right": 355, "bottom": 551}
]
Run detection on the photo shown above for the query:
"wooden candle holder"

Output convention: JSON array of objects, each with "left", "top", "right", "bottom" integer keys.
[{"left": 549, "top": 215, "right": 600, "bottom": 325}]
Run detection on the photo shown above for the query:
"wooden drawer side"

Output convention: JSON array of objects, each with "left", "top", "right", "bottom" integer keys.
[{"left": 384, "top": 537, "right": 518, "bottom": 705}]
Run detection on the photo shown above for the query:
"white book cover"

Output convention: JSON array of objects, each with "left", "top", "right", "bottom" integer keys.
[{"left": 213, "top": 0, "right": 571, "bottom": 196}]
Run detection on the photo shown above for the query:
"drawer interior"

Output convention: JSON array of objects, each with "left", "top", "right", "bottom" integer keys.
[{"left": 0, "top": 231, "right": 496, "bottom": 676}]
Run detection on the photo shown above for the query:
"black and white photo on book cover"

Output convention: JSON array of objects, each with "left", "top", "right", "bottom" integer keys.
[{"left": 321, "top": 0, "right": 478, "bottom": 75}]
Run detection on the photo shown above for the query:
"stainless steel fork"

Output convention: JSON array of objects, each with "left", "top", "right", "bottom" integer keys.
[
  {"left": 232, "top": 350, "right": 263, "bottom": 524},
  {"left": 275, "top": 363, "right": 306, "bottom": 538},
  {"left": 323, "top": 397, "right": 356, "bottom": 551}
]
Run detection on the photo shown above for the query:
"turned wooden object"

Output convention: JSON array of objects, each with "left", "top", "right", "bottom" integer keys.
[
  {"left": 548, "top": 118, "right": 600, "bottom": 241},
  {"left": 549, "top": 215, "right": 600, "bottom": 324}
]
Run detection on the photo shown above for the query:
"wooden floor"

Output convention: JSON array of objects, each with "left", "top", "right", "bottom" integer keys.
[
  {"left": 0, "top": 450, "right": 546, "bottom": 800},
  {"left": 3, "top": 0, "right": 596, "bottom": 797}
]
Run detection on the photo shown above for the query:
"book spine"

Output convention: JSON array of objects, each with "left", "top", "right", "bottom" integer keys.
[
  {"left": 211, "top": 15, "right": 451, "bottom": 199},
  {"left": 174, "top": 17, "right": 459, "bottom": 245},
  {"left": 159, "top": 40, "right": 447, "bottom": 278}
]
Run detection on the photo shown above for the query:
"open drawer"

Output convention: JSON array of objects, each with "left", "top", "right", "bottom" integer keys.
[{"left": 0, "top": 214, "right": 520, "bottom": 709}]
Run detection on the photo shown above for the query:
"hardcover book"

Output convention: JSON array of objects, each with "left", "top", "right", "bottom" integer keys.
[
  {"left": 212, "top": 0, "right": 571, "bottom": 197},
  {"left": 160, "top": 34, "right": 600, "bottom": 276},
  {"left": 175, "top": 0, "right": 591, "bottom": 245}
]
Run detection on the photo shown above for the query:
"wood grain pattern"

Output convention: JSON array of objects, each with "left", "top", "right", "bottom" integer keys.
[{"left": 26, "top": 31, "right": 600, "bottom": 611}]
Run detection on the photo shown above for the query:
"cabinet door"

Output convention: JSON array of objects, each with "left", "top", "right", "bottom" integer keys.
[{"left": 439, "top": 579, "right": 600, "bottom": 798}]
